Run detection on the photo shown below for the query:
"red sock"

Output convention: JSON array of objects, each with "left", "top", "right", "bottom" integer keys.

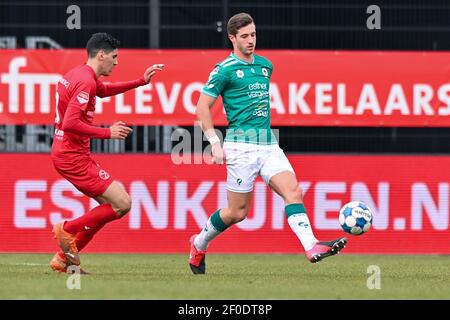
[
  {"left": 57, "top": 251, "right": 65, "bottom": 260},
  {"left": 63, "top": 204, "right": 119, "bottom": 234},
  {"left": 75, "top": 223, "right": 105, "bottom": 251},
  {"left": 56, "top": 224, "right": 105, "bottom": 258}
]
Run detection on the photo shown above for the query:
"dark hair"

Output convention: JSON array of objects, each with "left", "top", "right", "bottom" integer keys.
[
  {"left": 227, "top": 13, "right": 254, "bottom": 36},
  {"left": 86, "top": 33, "right": 120, "bottom": 58}
]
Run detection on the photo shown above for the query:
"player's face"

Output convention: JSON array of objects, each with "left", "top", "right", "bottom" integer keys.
[
  {"left": 230, "top": 23, "right": 256, "bottom": 56},
  {"left": 99, "top": 49, "right": 118, "bottom": 76}
]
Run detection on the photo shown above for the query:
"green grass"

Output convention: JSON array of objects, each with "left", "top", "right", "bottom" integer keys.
[{"left": 0, "top": 253, "right": 449, "bottom": 299}]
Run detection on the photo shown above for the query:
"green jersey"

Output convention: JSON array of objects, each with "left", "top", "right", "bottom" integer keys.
[{"left": 202, "top": 52, "right": 277, "bottom": 145}]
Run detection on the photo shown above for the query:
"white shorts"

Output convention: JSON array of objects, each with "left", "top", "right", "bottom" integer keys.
[{"left": 223, "top": 142, "right": 295, "bottom": 193}]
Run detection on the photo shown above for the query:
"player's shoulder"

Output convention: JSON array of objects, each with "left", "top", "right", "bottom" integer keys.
[
  {"left": 253, "top": 54, "right": 273, "bottom": 69},
  {"left": 65, "top": 65, "right": 96, "bottom": 88},
  {"left": 215, "top": 53, "right": 242, "bottom": 71},
  {"left": 205, "top": 56, "right": 231, "bottom": 80}
]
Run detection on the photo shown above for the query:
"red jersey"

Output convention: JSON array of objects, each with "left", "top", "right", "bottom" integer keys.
[{"left": 51, "top": 64, "right": 145, "bottom": 162}]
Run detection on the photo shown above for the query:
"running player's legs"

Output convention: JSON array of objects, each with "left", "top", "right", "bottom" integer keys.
[
  {"left": 70, "top": 182, "right": 131, "bottom": 255},
  {"left": 189, "top": 142, "right": 258, "bottom": 274},
  {"left": 60, "top": 181, "right": 127, "bottom": 236},
  {"left": 220, "top": 191, "right": 253, "bottom": 225},
  {"left": 195, "top": 141, "right": 258, "bottom": 240},
  {"left": 268, "top": 171, "right": 302, "bottom": 204},
  {"left": 263, "top": 150, "right": 347, "bottom": 262},
  {"left": 52, "top": 157, "right": 114, "bottom": 198},
  {"left": 54, "top": 158, "right": 131, "bottom": 216},
  {"left": 51, "top": 159, "right": 129, "bottom": 270},
  {"left": 262, "top": 148, "right": 319, "bottom": 249},
  {"left": 221, "top": 142, "right": 259, "bottom": 224},
  {"left": 95, "top": 181, "right": 131, "bottom": 216},
  {"left": 224, "top": 142, "right": 260, "bottom": 193},
  {"left": 189, "top": 189, "right": 253, "bottom": 274}
]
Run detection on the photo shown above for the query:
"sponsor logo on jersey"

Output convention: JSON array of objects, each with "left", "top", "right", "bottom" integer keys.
[
  {"left": 85, "top": 110, "right": 94, "bottom": 121},
  {"left": 76, "top": 91, "right": 89, "bottom": 105},
  {"left": 248, "top": 82, "right": 267, "bottom": 90},
  {"left": 59, "top": 78, "right": 70, "bottom": 88},
  {"left": 252, "top": 102, "right": 269, "bottom": 117},
  {"left": 252, "top": 109, "right": 269, "bottom": 117},
  {"left": 247, "top": 91, "right": 269, "bottom": 98}
]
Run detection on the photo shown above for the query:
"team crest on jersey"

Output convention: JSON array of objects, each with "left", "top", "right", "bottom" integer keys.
[
  {"left": 262, "top": 68, "right": 268, "bottom": 77},
  {"left": 236, "top": 70, "right": 244, "bottom": 78},
  {"left": 77, "top": 91, "right": 89, "bottom": 105},
  {"left": 99, "top": 170, "right": 110, "bottom": 180}
]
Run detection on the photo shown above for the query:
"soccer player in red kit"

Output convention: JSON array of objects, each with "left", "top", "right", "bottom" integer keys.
[{"left": 50, "top": 33, "right": 164, "bottom": 273}]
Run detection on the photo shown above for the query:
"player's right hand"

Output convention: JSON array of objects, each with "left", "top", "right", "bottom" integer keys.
[
  {"left": 143, "top": 64, "right": 165, "bottom": 83},
  {"left": 109, "top": 121, "right": 133, "bottom": 140},
  {"left": 211, "top": 143, "right": 225, "bottom": 164}
]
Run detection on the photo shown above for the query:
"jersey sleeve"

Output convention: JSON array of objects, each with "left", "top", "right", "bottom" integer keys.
[
  {"left": 62, "top": 107, "right": 110, "bottom": 139},
  {"left": 201, "top": 65, "right": 228, "bottom": 98},
  {"left": 96, "top": 77, "right": 146, "bottom": 98},
  {"left": 68, "top": 81, "right": 93, "bottom": 112},
  {"left": 63, "top": 79, "right": 110, "bottom": 138},
  {"left": 267, "top": 60, "right": 273, "bottom": 77}
]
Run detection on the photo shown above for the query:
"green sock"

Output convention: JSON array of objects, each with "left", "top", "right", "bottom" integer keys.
[{"left": 194, "top": 209, "right": 229, "bottom": 250}]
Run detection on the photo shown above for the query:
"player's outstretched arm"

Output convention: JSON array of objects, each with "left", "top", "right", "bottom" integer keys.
[
  {"left": 196, "top": 93, "right": 224, "bottom": 164},
  {"left": 96, "top": 64, "right": 164, "bottom": 98}
]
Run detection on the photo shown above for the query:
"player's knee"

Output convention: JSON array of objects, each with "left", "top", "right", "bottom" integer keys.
[
  {"left": 228, "top": 207, "right": 248, "bottom": 224},
  {"left": 114, "top": 196, "right": 132, "bottom": 217},
  {"left": 285, "top": 185, "right": 303, "bottom": 203}
]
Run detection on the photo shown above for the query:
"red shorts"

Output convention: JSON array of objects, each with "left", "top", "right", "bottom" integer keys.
[{"left": 52, "top": 156, "right": 113, "bottom": 198}]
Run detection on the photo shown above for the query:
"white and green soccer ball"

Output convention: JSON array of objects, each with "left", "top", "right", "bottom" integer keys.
[{"left": 339, "top": 201, "right": 373, "bottom": 235}]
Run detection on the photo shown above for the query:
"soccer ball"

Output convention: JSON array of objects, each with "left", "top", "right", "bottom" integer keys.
[{"left": 339, "top": 201, "right": 373, "bottom": 235}]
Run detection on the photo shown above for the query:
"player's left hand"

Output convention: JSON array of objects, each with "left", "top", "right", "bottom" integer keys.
[
  {"left": 143, "top": 64, "right": 164, "bottom": 83},
  {"left": 211, "top": 142, "right": 225, "bottom": 165}
]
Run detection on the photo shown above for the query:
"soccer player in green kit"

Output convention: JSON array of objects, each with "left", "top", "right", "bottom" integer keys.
[{"left": 189, "top": 13, "right": 347, "bottom": 274}]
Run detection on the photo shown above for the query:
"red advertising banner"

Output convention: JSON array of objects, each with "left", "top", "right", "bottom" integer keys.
[
  {"left": 1, "top": 154, "right": 449, "bottom": 254},
  {"left": 0, "top": 49, "right": 449, "bottom": 126}
]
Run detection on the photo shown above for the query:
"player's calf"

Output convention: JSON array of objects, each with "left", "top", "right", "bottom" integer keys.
[{"left": 110, "top": 195, "right": 132, "bottom": 217}]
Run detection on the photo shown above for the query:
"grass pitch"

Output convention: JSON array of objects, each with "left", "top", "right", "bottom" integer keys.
[{"left": 0, "top": 253, "right": 449, "bottom": 299}]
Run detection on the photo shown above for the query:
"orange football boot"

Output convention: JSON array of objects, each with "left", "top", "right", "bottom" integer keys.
[
  {"left": 52, "top": 222, "right": 80, "bottom": 265},
  {"left": 49, "top": 251, "right": 90, "bottom": 274},
  {"left": 50, "top": 252, "right": 67, "bottom": 273}
]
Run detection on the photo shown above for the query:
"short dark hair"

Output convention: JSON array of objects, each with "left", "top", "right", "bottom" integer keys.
[
  {"left": 227, "top": 13, "right": 254, "bottom": 36},
  {"left": 86, "top": 33, "right": 120, "bottom": 58}
]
